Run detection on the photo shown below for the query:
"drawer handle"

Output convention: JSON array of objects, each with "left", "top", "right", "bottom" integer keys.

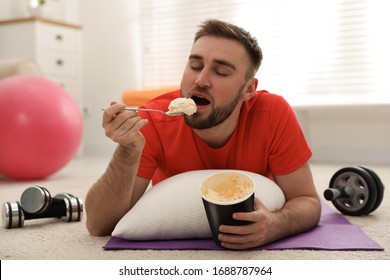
[
  {"left": 56, "top": 34, "right": 63, "bottom": 41},
  {"left": 56, "top": 59, "right": 64, "bottom": 66}
]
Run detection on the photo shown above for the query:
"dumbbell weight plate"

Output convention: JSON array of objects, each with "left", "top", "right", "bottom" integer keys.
[
  {"left": 328, "top": 166, "right": 378, "bottom": 216},
  {"left": 2, "top": 202, "right": 24, "bottom": 229},
  {"left": 20, "top": 185, "right": 51, "bottom": 214},
  {"left": 359, "top": 166, "right": 385, "bottom": 214},
  {"left": 54, "top": 193, "right": 83, "bottom": 222}
]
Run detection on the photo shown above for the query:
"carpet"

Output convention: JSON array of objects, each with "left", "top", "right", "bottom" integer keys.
[{"left": 1, "top": 157, "right": 388, "bottom": 260}]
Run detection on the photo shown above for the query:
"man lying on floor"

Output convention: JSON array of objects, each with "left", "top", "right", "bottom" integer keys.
[{"left": 85, "top": 19, "right": 321, "bottom": 250}]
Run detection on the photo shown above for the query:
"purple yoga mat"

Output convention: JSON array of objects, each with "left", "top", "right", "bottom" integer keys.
[{"left": 104, "top": 202, "right": 384, "bottom": 251}]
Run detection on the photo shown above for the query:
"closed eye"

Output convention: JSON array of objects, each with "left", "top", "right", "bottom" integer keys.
[
  {"left": 215, "top": 70, "right": 229, "bottom": 76},
  {"left": 191, "top": 66, "right": 203, "bottom": 71}
]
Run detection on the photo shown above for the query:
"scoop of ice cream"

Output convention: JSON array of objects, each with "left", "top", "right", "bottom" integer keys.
[
  {"left": 168, "top": 98, "right": 197, "bottom": 115},
  {"left": 201, "top": 172, "right": 254, "bottom": 203}
]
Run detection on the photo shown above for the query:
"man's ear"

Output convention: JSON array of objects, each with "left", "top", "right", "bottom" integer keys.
[{"left": 242, "top": 78, "right": 258, "bottom": 101}]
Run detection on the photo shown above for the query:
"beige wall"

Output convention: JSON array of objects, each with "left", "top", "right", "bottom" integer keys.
[{"left": 1, "top": 0, "right": 389, "bottom": 164}]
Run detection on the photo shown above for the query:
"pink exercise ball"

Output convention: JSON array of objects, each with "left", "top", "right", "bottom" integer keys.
[{"left": 0, "top": 76, "right": 83, "bottom": 180}]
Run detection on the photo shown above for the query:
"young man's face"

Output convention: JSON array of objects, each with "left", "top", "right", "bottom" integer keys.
[{"left": 180, "top": 36, "right": 255, "bottom": 129}]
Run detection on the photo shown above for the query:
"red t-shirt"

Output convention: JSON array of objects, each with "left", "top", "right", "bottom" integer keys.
[{"left": 138, "top": 90, "right": 312, "bottom": 185}]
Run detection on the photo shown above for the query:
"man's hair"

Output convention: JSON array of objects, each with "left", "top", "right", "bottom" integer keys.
[{"left": 194, "top": 19, "right": 263, "bottom": 78}]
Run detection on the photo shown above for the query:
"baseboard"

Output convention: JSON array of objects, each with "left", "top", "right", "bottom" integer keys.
[{"left": 311, "top": 146, "right": 390, "bottom": 164}]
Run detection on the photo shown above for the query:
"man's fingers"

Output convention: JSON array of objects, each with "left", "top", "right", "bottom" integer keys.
[{"left": 102, "top": 103, "right": 126, "bottom": 124}]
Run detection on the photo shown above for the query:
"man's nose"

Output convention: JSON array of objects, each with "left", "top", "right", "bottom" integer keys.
[{"left": 195, "top": 69, "right": 211, "bottom": 88}]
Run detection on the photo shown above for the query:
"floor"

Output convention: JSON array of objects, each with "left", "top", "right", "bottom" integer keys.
[{"left": 0, "top": 155, "right": 389, "bottom": 261}]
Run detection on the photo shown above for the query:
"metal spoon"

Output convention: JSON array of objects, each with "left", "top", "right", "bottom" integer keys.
[
  {"left": 101, "top": 107, "right": 183, "bottom": 116},
  {"left": 124, "top": 107, "right": 184, "bottom": 116}
]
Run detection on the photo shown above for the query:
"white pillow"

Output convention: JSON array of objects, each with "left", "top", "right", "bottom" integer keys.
[{"left": 112, "top": 169, "right": 285, "bottom": 240}]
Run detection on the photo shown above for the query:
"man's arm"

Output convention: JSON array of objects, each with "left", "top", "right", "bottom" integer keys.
[
  {"left": 85, "top": 103, "right": 150, "bottom": 236},
  {"left": 85, "top": 145, "right": 150, "bottom": 236},
  {"left": 271, "top": 162, "right": 321, "bottom": 238},
  {"left": 218, "top": 162, "right": 321, "bottom": 249}
]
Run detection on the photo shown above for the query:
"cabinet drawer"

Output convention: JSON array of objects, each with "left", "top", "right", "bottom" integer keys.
[
  {"left": 38, "top": 23, "right": 79, "bottom": 51},
  {"left": 39, "top": 51, "right": 78, "bottom": 77}
]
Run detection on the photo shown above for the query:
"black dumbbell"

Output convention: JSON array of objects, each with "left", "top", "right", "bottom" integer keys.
[
  {"left": 2, "top": 185, "right": 83, "bottom": 229},
  {"left": 323, "top": 166, "right": 384, "bottom": 216}
]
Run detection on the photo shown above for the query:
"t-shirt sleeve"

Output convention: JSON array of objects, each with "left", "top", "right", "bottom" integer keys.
[{"left": 268, "top": 96, "right": 312, "bottom": 175}]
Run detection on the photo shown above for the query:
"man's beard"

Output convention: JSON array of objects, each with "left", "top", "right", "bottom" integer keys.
[{"left": 183, "top": 84, "right": 245, "bottom": 130}]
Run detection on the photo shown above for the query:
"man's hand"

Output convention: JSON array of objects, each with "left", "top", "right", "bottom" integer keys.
[
  {"left": 218, "top": 188, "right": 320, "bottom": 250},
  {"left": 102, "top": 102, "right": 149, "bottom": 149},
  {"left": 217, "top": 198, "right": 276, "bottom": 250},
  {"left": 217, "top": 163, "right": 321, "bottom": 250}
]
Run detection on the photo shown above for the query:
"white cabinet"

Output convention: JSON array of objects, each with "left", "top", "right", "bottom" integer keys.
[
  {"left": 0, "top": 17, "right": 83, "bottom": 154},
  {"left": 0, "top": 17, "right": 83, "bottom": 112}
]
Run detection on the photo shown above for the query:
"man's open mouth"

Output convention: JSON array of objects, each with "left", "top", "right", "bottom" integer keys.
[{"left": 191, "top": 95, "right": 211, "bottom": 106}]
